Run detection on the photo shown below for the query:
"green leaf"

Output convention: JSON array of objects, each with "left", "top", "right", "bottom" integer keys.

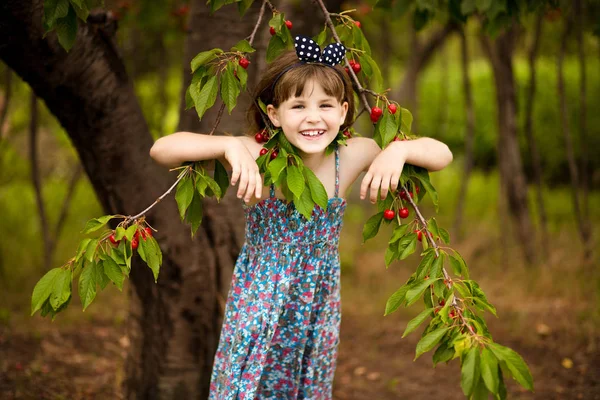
[
  {"left": 293, "top": 186, "right": 314, "bottom": 220},
  {"left": 362, "top": 212, "right": 384, "bottom": 242},
  {"left": 231, "top": 39, "right": 255, "bottom": 53},
  {"left": 411, "top": 167, "right": 438, "bottom": 211},
  {"left": 71, "top": 0, "right": 90, "bottom": 21},
  {"left": 480, "top": 347, "right": 499, "bottom": 394},
  {"left": 185, "top": 190, "right": 203, "bottom": 237},
  {"left": 124, "top": 225, "right": 137, "bottom": 242},
  {"left": 416, "top": 248, "right": 435, "bottom": 279},
  {"left": 95, "top": 259, "right": 110, "bottom": 290},
  {"left": 75, "top": 238, "right": 91, "bottom": 262},
  {"left": 397, "top": 233, "right": 418, "bottom": 260},
  {"left": 439, "top": 227, "right": 450, "bottom": 244},
  {"left": 266, "top": 35, "right": 286, "bottom": 63},
  {"left": 220, "top": 63, "right": 240, "bottom": 114},
  {"left": 78, "top": 261, "right": 97, "bottom": 311},
  {"left": 267, "top": 156, "right": 287, "bottom": 182},
  {"left": 449, "top": 255, "right": 463, "bottom": 276},
  {"left": 31, "top": 268, "right": 63, "bottom": 315},
  {"left": 192, "top": 75, "right": 219, "bottom": 120},
  {"left": 304, "top": 167, "right": 328, "bottom": 210},
  {"left": 400, "top": 107, "right": 413, "bottom": 134},
  {"left": 360, "top": 53, "right": 383, "bottom": 93},
  {"left": 415, "top": 327, "right": 449, "bottom": 360},
  {"left": 81, "top": 215, "right": 116, "bottom": 234},
  {"left": 237, "top": 0, "right": 253, "bottom": 16},
  {"left": 84, "top": 238, "right": 98, "bottom": 262},
  {"left": 203, "top": 175, "right": 222, "bottom": 199},
  {"left": 389, "top": 224, "right": 410, "bottom": 244},
  {"left": 461, "top": 347, "right": 481, "bottom": 396},
  {"left": 144, "top": 237, "right": 162, "bottom": 282},
  {"left": 488, "top": 343, "right": 534, "bottom": 391},
  {"left": 384, "top": 283, "right": 410, "bottom": 315},
  {"left": 235, "top": 62, "right": 248, "bottom": 89},
  {"left": 55, "top": 6, "right": 78, "bottom": 51},
  {"left": 315, "top": 29, "right": 327, "bottom": 46},
  {"left": 49, "top": 269, "right": 71, "bottom": 311},
  {"left": 453, "top": 250, "right": 469, "bottom": 279},
  {"left": 402, "top": 308, "right": 433, "bottom": 338},
  {"left": 214, "top": 160, "right": 230, "bottom": 197},
  {"left": 277, "top": 131, "right": 294, "bottom": 154},
  {"left": 384, "top": 245, "right": 397, "bottom": 267},
  {"left": 190, "top": 48, "right": 222, "bottom": 72},
  {"left": 175, "top": 176, "right": 194, "bottom": 220},
  {"left": 379, "top": 111, "right": 399, "bottom": 147},
  {"left": 103, "top": 257, "right": 124, "bottom": 291},
  {"left": 430, "top": 253, "right": 444, "bottom": 279},
  {"left": 433, "top": 341, "right": 455, "bottom": 366},
  {"left": 44, "top": 0, "right": 70, "bottom": 28},
  {"left": 287, "top": 165, "right": 305, "bottom": 199},
  {"left": 406, "top": 277, "right": 438, "bottom": 306},
  {"left": 427, "top": 218, "right": 440, "bottom": 240}
]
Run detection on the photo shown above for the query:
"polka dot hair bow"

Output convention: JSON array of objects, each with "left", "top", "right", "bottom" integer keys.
[{"left": 294, "top": 35, "right": 346, "bottom": 67}]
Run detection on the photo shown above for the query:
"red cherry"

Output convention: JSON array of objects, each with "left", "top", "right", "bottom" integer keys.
[
  {"left": 254, "top": 132, "right": 264, "bottom": 143},
  {"left": 269, "top": 26, "right": 276, "bottom": 36},
  {"left": 131, "top": 238, "right": 139, "bottom": 250},
  {"left": 354, "top": 21, "right": 362, "bottom": 29},
  {"left": 261, "top": 130, "right": 269, "bottom": 142},
  {"left": 351, "top": 62, "right": 361, "bottom": 74},
  {"left": 399, "top": 207, "right": 409, "bottom": 219},
  {"left": 416, "top": 186, "right": 420, "bottom": 194},
  {"left": 370, "top": 106, "right": 382, "bottom": 123},
  {"left": 349, "top": 59, "right": 355, "bottom": 66},
  {"left": 344, "top": 67, "right": 350, "bottom": 74},
  {"left": 285, "top": 20, "right": 292, "bottom": 29},
  {"left": 109, "top": 234, "right": 119, "bottom": 245},
  {"left": 144, "top": 227, "right": 153, "bottom": 238},
  {"left": 259, "top": 148, "right": 268, "bottom": 156},
  {"left": 415, "top": 230, "right": 422, "bottom": 241},
  {"left": 383, "top": 209, "right": 395, "bottom": 220},
  {"left": 388, "top": 104, "right": 397, "bottom": 114},
  {"left": 393, "top": 136, "right": 401, "bottom": 141},
  {"left": 239, "top": 58, "right": 250, "bottom": 69},
  {"left": 434, "top": 307, "right": 440, "bottom": 314},
  {"left": 342, "top": 129, "right": 351, "bottom": 138},
  {"left": 399, "top": 189, "right": 407, "bottom": 199},
  {"left": 439, "top": 299, "right": 445, "bottom": 306},
  {"left": 270, "top": 150, "right": 278, "bottom": 160},
  {"left": 449, "top": 310, "right": 456, "bottom": 319},
  {"left": 134, "top": 230, "right": 140, "bottom": 240}
]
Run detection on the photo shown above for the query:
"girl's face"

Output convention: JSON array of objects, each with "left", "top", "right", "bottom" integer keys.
[{"left": 266, "top": 79, "right": 348, "bottom": 156}]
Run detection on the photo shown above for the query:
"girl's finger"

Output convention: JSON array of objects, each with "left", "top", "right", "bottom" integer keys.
[
  {"left": 254, "top": 171, "right": 263, "bottom": 199},
  {"left": 231, "top": 163, "right": 241, "bottom": 186},
  {"left": 370, "top": 176, "right": 382, "bottom": 203},
  {"left": 380, "top": 175, "right": 392, "bottom": 199},
  {"left": 360, "top": 172, "right": 373, "bottom": 200},
  {"left": 237, "top": 168, "right": 249, "bottom": 198},
  {"left": 390, "top": 172, "right": 401, "bottom": 192},
  {"left": 244, "top": 170, "right": 256, "bottom": 203}
]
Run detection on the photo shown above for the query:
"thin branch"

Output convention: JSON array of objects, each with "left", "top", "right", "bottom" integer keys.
[
  {"left": 247, "top": 0, "right": 268, "bottom": 45},
  {"left": 312, "top": 0, "right": 371, "bottom": 114}
]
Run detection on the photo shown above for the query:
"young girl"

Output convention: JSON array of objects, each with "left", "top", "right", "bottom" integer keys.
[{"left": 150, "top": 35, "right": 452, "bottom": 399}]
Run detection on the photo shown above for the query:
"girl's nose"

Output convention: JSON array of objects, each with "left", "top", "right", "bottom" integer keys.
[{"left": 305, "top": 107, "right": 321, "bottom": 122}]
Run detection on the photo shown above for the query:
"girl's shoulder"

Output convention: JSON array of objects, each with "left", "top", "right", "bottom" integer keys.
[{"left": 339, "top": 137, "right": 381, "bottom": 173}]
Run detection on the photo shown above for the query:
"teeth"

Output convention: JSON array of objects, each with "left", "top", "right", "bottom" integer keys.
[{"left": 301, "top": 130, "right": 325, "bottom": 137}]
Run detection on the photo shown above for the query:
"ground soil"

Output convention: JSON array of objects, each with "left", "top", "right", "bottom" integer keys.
[{"left": 1, "top": 302, "right": 598, "bottom": 400}]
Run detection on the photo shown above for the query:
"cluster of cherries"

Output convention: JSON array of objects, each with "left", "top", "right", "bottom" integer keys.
[
  {"left": 254, "top": 129, "right": 278, "bottom": 159},
  {"left": 370, "top": 103, "right": 397, "bottom": 123},
  {"left": 345, "top": 60, "right": 362, "bottom": 75},
  {"left": 108, "top": 227, "right": 152, "bottom": 250},
  {"left": 382, "top": 187, "right": 424, "bottom": 240}
]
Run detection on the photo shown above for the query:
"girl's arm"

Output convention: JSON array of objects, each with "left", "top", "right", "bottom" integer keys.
[
  {"left": 351, "top": 137, "right": 453, "bottom": 203},
  {"left": 149, "top": 132, "right": 263, "bottom": 202}
]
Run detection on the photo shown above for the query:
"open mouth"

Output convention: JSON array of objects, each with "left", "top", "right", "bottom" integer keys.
[{"left": 300, "top": 130, "right": 325, "bottom": 138}]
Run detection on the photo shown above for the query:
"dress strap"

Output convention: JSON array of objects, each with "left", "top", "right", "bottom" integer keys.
[
  {"left": 269, "top": 184, "right": 276, "bottom": 198},
  {"left": 335, "top": 145, "right": 340, "bottom": 198}
]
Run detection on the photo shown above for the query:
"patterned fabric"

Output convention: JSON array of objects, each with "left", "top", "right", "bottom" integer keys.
[
  {"left": 294, "top": 35, "right": 346, "bottom": 66},
  {"left": 209, "top": 147, "right": 346, "bottom": 400}
]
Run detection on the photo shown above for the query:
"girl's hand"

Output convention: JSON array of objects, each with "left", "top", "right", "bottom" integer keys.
[
  {"left": 360, "top": 142, "right": 407, "bottom": 204},
  {"left": 223, "top": 140, "right": 262, "bottom": 203}
]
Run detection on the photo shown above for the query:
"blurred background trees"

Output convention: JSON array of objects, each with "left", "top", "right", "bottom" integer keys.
[{"left": 0, "top": 0, "right": 598, "bottom": 397}]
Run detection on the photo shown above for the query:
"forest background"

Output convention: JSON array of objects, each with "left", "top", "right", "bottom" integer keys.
[{"left": 0, "top": 0, "right": 599, "bottom": 398}]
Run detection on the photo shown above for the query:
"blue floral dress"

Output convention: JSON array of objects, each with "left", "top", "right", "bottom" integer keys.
[{"left": 209, "top": 146, "right": 346, "bottom": 399}]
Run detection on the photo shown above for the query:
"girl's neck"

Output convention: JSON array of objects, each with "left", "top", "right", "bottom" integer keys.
[{"left": 298, "top": 149, "right": 328, "bottom": 170}]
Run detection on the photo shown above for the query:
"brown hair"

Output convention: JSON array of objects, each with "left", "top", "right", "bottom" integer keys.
[{"left": 246, "top": 50, "right": 355, "bottom": 134}]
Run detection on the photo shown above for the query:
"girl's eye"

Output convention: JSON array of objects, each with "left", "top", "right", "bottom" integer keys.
[
  {"left": 292, "top": 105, "right": 304, "bottom": 109},
  {"left": 321, "top": 104, "right": 332, "bottom": 108}
]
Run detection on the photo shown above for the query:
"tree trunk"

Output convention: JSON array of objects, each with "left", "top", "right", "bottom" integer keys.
[
  {"left": 397, "top": 22, "right": 457, "bottom": 133},
  {"left": 523, "top": 13, "right": 548, "bottom": 257},
  {"left": 453, "top": 28, "right": 475, "bottom": 241},
  {"left": 575, "top": 0, "right": 592, "bottom": 261},
  {"left": 0, "top": 1, "right": 239, "bottom": 397},
  {"left": 557, "top": 17, "right": 592, "bottom": 260},
  {"left": 481, "top": 25, "right": 536, "bottom": 264}
]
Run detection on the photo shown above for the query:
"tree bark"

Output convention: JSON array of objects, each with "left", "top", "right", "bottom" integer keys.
[
  {"left": 0, "top": 66, "right": 12, "bottom": 141},
  {"left": 523, "top": 13, "right": 548, "bottom": 257},
  {"left": 453, "top": 28, "right": 475, "bottom": 241},
  {"left": 0, "top": 1, "right": 238, "bottom": 397},
  {"left": 481, "top": 24, "right": 536, "bottom": 264}
]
